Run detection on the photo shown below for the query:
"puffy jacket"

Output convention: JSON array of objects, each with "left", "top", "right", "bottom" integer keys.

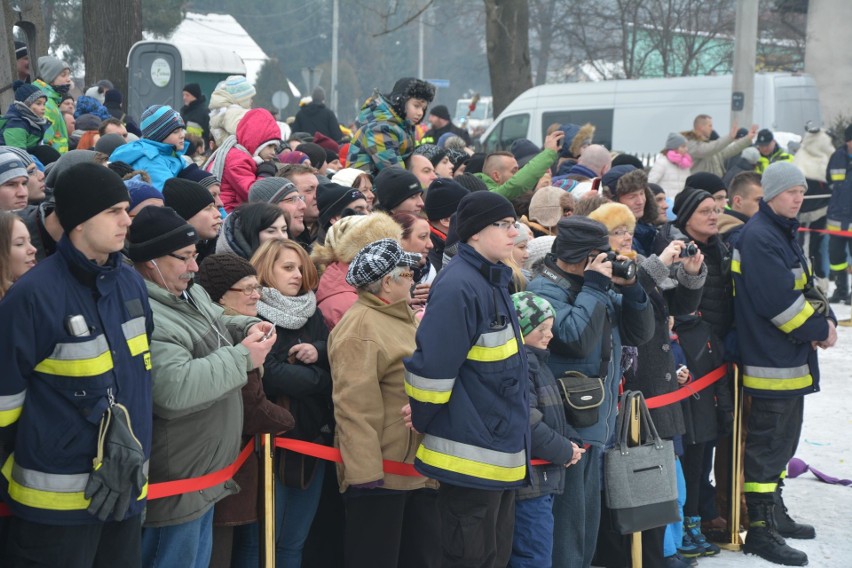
[
  {"left": 826, "top": 147, "right": 852, "bottom": 227},
  {"left": 732, "top": 200, "right": 835, "bottom": 398},
  {"left": 144, "top": 282, "right": 258, "bottom": 527},
  {"left": 292, "top": 101, "right": 343, "bottom": 142},
  {"left": 109, "top": 138, "right": 188, "bottom": 190},
  {"left": 315, "top": 261, "right": 358, "bottom": 330},
  {"left": 474, "top": 149, "right": 558, "bottom": 200},
  {"left": 208, "top": 90, "right": 249, "bottom": 147},
  {"left": 0, "top": 101, "right": 48, "bottom": 149},
  {"left": 32, "top": 79, "right": 68, "bottom": 154},
  {"left": 683, "top": 131, "right": 737, "bottom": 177},
  {"left": 404, "top": 243, "right": 531, "bottom": 490},
  {"left": 0, "top": 236, "right": 153, "bottom": 524},
  {"left": 648, "top": 154, "right": 691, "bottom": 200},
  {"left": 526, "top": 256, "right": 654, "bottom": 448},
  {"left": 693, "top": 134, "right": 752, "bottom": 178},
  {"left": 683, "top": 232, "right": 733, "bottom": 340},
  {"left": 755, "top": 147, "right": 794, "bottom": 174},
  {"left": 219, "top": 108, "right": 282, "bottom": 212},
  {"left": 347, "top": 92, "right": 415, "bottom": 175}
]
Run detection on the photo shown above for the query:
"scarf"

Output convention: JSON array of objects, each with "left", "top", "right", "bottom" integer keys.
[
  {"left": 257, "top": 287, "right": 317, "bottom": 330},
  {"left": 666, "top": 150, "right": 693, "bottom": 169},
  {"left": 12, "top": 101, "right": 48, "bottom": 130},
  {"left": 203, "top": 133, "right": 250, "bottom": 184}
]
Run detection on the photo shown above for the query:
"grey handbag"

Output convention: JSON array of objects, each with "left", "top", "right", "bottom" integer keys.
[{"left": 604, "top": 390, "right": 680, "bottom": 535}]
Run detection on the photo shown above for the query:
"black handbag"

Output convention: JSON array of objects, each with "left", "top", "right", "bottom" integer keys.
[
  {"left": 604, "top": 391, "right": 680, "bottom": 535},
  {"left": 557, "top": 371, "right": 604, "bottom": 428}
]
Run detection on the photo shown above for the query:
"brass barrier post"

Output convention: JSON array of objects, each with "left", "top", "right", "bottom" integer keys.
[
  {"left": 719, "top": 365, "right": 744, "bottom": 550},
  {"left": 629, "top": 395, "right": 643, "bottom": 567},
  {"left": 261, "top": 434, "right": 275, "bottom": 567}
]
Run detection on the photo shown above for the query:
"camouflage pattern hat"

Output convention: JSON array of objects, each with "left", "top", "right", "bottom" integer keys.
[{"left": 511, "top": 291, "right": 555, "bottom": 337}]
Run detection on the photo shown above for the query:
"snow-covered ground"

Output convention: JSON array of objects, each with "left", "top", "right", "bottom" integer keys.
[{"left": 713, "top": 302, "right": 852, "bottom": 567}]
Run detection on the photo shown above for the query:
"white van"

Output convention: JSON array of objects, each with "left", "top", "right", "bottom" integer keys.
[{"left": 479, "top": 73, "right": 822, "bottom": 156}]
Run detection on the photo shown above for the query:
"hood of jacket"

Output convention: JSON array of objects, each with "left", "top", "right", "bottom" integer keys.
[
  {"left": 235, "top": 108, "right": 281, "bottom": 155},
  {"left": 315, "top": 261, "right": 354, "bottom": 305},
  {"left": 215, "top": 209, "right": 253, "bottom": 259},
  {"left": 355, "top": 91, "right": 408, "bottom": 130}
]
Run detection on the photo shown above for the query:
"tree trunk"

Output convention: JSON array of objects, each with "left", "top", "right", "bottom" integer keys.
[
  {"left": 484, "top": 0, "right": 533, "bottom": 116},
  {"left": 82, "top": 0, "right": 142, "bottom": 100}
]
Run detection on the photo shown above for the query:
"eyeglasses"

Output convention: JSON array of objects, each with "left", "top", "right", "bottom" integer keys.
[
  {"left": 167, "top": 252, "right": 200, "bottom": 263},
  {"left": 490, "top": 221, "right": 515, "bottom": 231},
  {"left": 611, "top": 228, "right": 633, "bottom": 237},
  {"left": 695, "top": 207, "right": 722, "bottom": 217},
  {"left": 396, "top": 271, "right": 414, "bottom": 279},
  {"left": 228, "top": 284, "right": 263, "bottom": 296},
  {"left": 280, "top": 194, "right": 306, "bottom": 204}
]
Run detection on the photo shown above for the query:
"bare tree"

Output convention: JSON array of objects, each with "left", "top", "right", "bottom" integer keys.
[
  {"left": 484, "top": 0, "right": 533, "bottom": 115},
  {"left": 82, "top": 0, "right": 143, "bottom": 95}
]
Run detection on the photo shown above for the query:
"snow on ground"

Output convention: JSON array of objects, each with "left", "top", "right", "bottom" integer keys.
[{"left": 712, "top": 301, "right": 852, "bottom": 567}]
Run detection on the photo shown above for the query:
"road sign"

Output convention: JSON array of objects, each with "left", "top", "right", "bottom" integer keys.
[
  {"left": 301, "top": 67, "right": 323, "bottom": 93},
  {"left": 427, "top": 79, "right": 450, "bottom": 89},
  {"left": 271, "top": 91, "right": 290, "bottom": 110}
]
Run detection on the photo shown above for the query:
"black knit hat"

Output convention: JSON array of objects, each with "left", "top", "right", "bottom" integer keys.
[
  {"left": 295, "top": 142, "right": 326, "bottom": 170},
  {"left": 127, "top": 206, "right": 199, "bottom": 262},
  {"left": 413, "top": 143, "right": 447, "bottom": 167},
  {"left": 455, "top": 191, "right": 516, "bottom": 243},
  {"left": 685, "top": 172, "right": 726, "bottom": 194},
  {"left": 183, "top": 83, "right": 203, "bottom": 101},
  {"left": 317, "top": 183, "right": 365, "bottom": 228},
  {"left": 374, "top": 167, "right": 422, "bottom": 212},
  {"left": 465, "top": 153, "right": 486, "bottom": 175},
  {"left": 673, "top": 187, "right": 713, "bottom": 230},
  {"left": 196, "top": 253, "right": 256, "bottom": 302},
  {"left": 162, "top": 178, "right": 214, "bottom": 220},
  {"left": 54, "top": 163, "right": 130, "bottom": 232},
  {"left": 424, "top": 178, "right": 469, "bottom": 221},
  {"left": 454, "top": 172, "right": 489, "bottom": 192},
  {"left": 429, "top": 105, "right": 451, "bottom": 121}
]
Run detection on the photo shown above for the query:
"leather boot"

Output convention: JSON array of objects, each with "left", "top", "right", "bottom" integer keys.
[
  {"left": 828, "top": 270, "right": 849, "bottom": 304},
  {"left": 744, "top": 501, "right": 808, "bottom": 566},
  {"left": 774, "top": 485, "right": 816, "bottom": 539}
]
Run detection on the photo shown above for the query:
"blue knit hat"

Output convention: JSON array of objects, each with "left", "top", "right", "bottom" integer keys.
[
  {"left": 221, "top": 75, "right": 255, "bottom": 107},
  {"left": 14, "top": 83, "right": 46, "bottom": 106},
  {"left": 141, "top": 105, "right": 185, "bottom": 142}
]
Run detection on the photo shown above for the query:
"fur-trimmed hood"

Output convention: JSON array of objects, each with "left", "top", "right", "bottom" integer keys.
[
  {"left": 570, "top": 123, "right": 596, "bottom": 159},
  {"left": 310, "top": 211, "right": 403, "bottom": 271}
]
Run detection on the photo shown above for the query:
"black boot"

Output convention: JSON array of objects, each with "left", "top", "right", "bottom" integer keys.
[
  {"left": 744, "top": 501, "right": 809, "bottom": 566},
  {"left": 774, "top": 485, "right": 816, "bottom": 539},
  {"left": 828, "top": 270, "right": 850, "bottom": 304}
]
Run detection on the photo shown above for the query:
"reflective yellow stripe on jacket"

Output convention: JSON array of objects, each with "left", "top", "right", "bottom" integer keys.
[
  {"left": 770, "top": 295, "right": 814, "bottom": 334},
  {"left": 0, "top": 390, "right": 25, "bottom": 427},
  {"left": 743, "top": 364, "right": 813, "bottom": 392},
  {"left": 416, "top": 434, "right": 526, "bottom": 483},
  {"left": 467, "top": 327, "right": 519, "bottom": 363},
  {"left": 404, "top": 372, "right": 455, "bottom": 404},
  {"left": 122, "top": 317, "right": 149, "bottom": 357},
  {"left": 33, "top": 335, "right": 114, "bottom": 377}
]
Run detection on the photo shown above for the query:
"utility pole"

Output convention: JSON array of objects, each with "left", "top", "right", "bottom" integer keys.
[
  {"left": 418, "top": 10, "right": 424, "bottom": 78},
  {"left": 331, "top": 0, "right": 339, "bottom": 112},
  {"left": 731, "top": 0, "right": 759, "bottom": 129}
]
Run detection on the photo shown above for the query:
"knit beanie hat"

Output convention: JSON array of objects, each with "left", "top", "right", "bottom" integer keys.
[
  {"left": 196, "top": 253, "right": 256, "bottom": 302},
  {"left": 221, "top": 75, "right": 256, "bottom": 107},
  {"left": 526, "top": 236, "right": 556, "bottom": 271},
  {"left": 54, "top": 163, "right": 130, "bottom": 232},
  {"left": 430, "top": 105, "right": 451, "bottom": 121},
  {"left": 15, "top": 83, "right": 46, "bottom": 106},
  {"left": 611, "top": 153, "right": 645, "bottom": 170},
  {"left": 761, "top": 162, "right": 807, "bottom": 203},
  {"left": 424, "top": 178, "right": 469, "bottom": 221},
  {"left": 665, "top": 132, "right": 687, "bottom": 151},
  {"left": 249, "top": 177, "right": 297, "bottom": 204},
  {"left": 178, "top": 163, "right": 217, "bottom": 187},
  {"left": 312, "top": 132, "right": 339, "bottom": 153},
  {"left": 1, "top": 146, "right": 34, "bottom": 168},
  {"left": 588, "top": 202, "right": 636, "bottom": 233},
  {"left": 127, "top": 206, "right": 199, "bottom": 262},
  {"left": 295, "top": 142, "right": 326, "bottom": 170},
  {"left": 162, "top": 178, "right": 215, "bottom": 220},
  {"left": 511, "top": 291, "right": 555, "bottom": 337},
  {"left": 37, "top": 56, "right": 69, "bottom": 84},
  {"left": 125, "top": 176, "right": 163, "bottom": 211},
  {"left": 528, "top": 186, "right": 564, "bottom": 228},
  {"left": 649, "top": 183, "right": 665, "bottom": 196},
  {"left": 685, "top": 172, "right": 726, "bottom": 194},
  {"left": 94, "top": 133, "right": 127, "bottom": 157},
  {"left": 346, "top": 238, "right": 421, "bottom": 288},
  {"left": 454, "top": 172, "right": 489, "bottom": 193},
  {"left": 510, "top": 138, "right": 540, "bottom": 162},
  {"left": 74, "top": 96, "right": 111, "bottom": 121},
  {"left": 374, "top": 167, "right": 422, "bottom": 212},
  {"left": 601, "top": 164, "right": 636, "bottom": 193},
  {"left": 741, "top": 147, "right": 761, "bottom": 165},
  {"left": 465, "top": 153, "right": 486, "bottom": 175},
  {"left": 74, "top": 113, "right": 102, "bottom": 132},
  {"left": 0, "top": 149, "right": 29, "bottom": 187},
  {"left": 30, "top": 145, "right": 61, "bottom": 167},
  {"left": 317, "top": 183, "right": 365, "bottom": 228},
  {"left": 141, "top": 105, "right": 185, "bottom": 142},
  {"left": 107, "top": 161, "right": 134, "bottom": 178},
  {"left": 515, "top": 222, "right": 531, "bottom": 245},
  {"left": 183, "top": 83, "right": 203, "bottom": 101},
  {"left": 104, "top": 89, "right": 122, "bottom": 105},
  {"left": 15, "top": 41, "right": 27, "bottom": 60},
  {"left": 331, "top": 167, "right": 369, "bottom": 188},
  {"left": 455, "top": 191, "right": 517, "bottom": 243},
  {"left": 673, "top": 187, "right": 713, "bottom": 230},
  {"left": 553, "top": 216, "right": 610, "bottom": 264},
  {"left": 414, "top": 143, "right": 448, "bottom": 167}
]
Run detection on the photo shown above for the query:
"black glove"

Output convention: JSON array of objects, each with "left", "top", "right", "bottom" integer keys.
[
  {"left": 84, "top": 403, "right": 147, "bottom": 522},
  {"left": 256, "top": 160, "right": 278, "bottom": 178}
]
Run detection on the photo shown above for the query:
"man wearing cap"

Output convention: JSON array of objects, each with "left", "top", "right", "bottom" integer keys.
[
  {"left": 755, "top": 128, "right": 793, "bottom": 174},
  {"left": 421, "top": 104, "right": 472, "bottom": 146},
  {"left": 733, "top": 161, "right": 837, "bottom": 566},
  {"left": 279, "top": 164, "right": 321, "bottom": 246},
  {"left": 329, "top": 238, "right": 440, "bottom": 567},
  {"left": 127, "top": 206, "right": 277, "bottom": 567},
  {"left": 14, "top": 41, "right": 30, "bottom": 82},
  {"left": 683, "top": 114, "right": 757, "bottom": 177},
  {"left": 0, "top": 163, "right": 153, "bottom": 566},
  {"left": 405, "top": 191, "right": 530, "bottom": 567},
  {"left": 0, "top": 149, "right": 31, "bottom": 211},
  {"left": 423, "top": 178, "right": 469, "bottom": 273},
  {"left": 526, "top": 216, "right": 653, "bottom": 568},
  {"left": 316, "top": 183, "right": 367, "bottom": 233},
  {"left": 33, "top": 55, "right": 72, "bottom": 154},
  {"left": 374, "top": 166, "right": 424, "bottom": 215},
  {"left": 163, "top": 178, "right": 223, "bottom": 264}
]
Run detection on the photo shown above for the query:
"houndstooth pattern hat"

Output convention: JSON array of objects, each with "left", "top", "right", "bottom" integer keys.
[{"left": 346, "top": 238, "right": 421, "bottom": 288}]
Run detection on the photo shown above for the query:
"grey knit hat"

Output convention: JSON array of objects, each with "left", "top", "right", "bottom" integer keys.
[
  {"left": 761, "top": 162, "right": 806, "bottom": 203},
  {"left": 37, "top": 55, "right": 70, "bottom": 84},
  {"left": 248, "top": 178, "right": 298, "bottom": 204},
  {"left": 665, "top": 132, "right": 687, "bottom": 151}
]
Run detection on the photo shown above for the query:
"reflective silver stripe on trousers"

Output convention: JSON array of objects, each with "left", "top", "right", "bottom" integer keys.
[
  {"left": 0, "top": 390, "right": 26, "bottom": 411},
  {"left": 770, "top": 295, "right": 807, "bottom": 328},
  {"left": 47, "top": 335, "right": 110, "bottom": 361},
  {"left": 422, "top": 434, "right": 526, "bottom": 468},
  {"left": 743, "top": 364, "right": 810, "bottom": 379},
  {"left": 12, "top": 460, "right": 150, "bottom": 492},
  {"left": 122, "top": 316, "right": 147, "bottom": 339},
  {"left": 404, "top": 371, "right": 456, "bottom": 393},
  {"left": 473, "top": 327, "right": 515, "bottom": 348}
]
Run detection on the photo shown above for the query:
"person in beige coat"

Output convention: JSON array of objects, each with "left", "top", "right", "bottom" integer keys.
[{"left": 329, "top": 238, "right": 440, "bottom": 568}]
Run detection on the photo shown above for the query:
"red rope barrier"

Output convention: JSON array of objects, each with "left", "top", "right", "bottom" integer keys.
[{"left": 645, "top": 364, "right": 727, "bottom": 409}]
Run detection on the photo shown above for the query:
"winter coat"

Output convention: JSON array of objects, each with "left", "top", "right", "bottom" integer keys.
[
  {"left": 181, "top": 97, "right": 210, "bottom": 142},
  {"left": 292, "top": 101, "right": 343, "bottom": 142},
  {"left": 144, "top": 282, "right": 258, "bottom": 527},
  {"left": 347, "top": 92, "right": 416, "bottom": 175},
  {"left": 733, "top": 200, "right": 835, "bottom": 398},
  {"left": 718, "top": 209, "right": 750, "bottom": 250},
  {"left": 315, "top": 261, "right": 357, "bottom": 331},
  {"left": 474, "top": 149, "right": 558, "bottom": 200},
  {"left": 330, "top": 292, "right": 429, "bottom": 492},
  {"left": 673, "top": 315, "right": 733, "bottom": 445},
  {"left": 109, "top": 138, "right": 188, "bottom": 190},
  {"left": 32, "top": 79, "right": 68, "bottom": 154},
  {"left": 17, "top": 201, "right": 57, "bottom": 261},
  {"left": 682, "top": 131, "right": 739, "bottom": 177},
  {"left": 682, "top": 232, "right": 733, "bottom": 340},
  {"left": 517, "top": 346, "right": 576, "bottom": 501},
  {"left": 404, "top": 243, "right": 531, "bottom": 490},
  {"left": 755, "top": 147, "right": 794, "bottom": 174},
  {"left": 694, "top": 135, "right": 752, "bottom": 178},
  {"left": 826, "top": 147, "right": 852, "bottom": 227},
  {"left": 526, "top": 255, "right": 654, "bottom": 449},
  {"left": 633, "top": 222, "right": 658, "bottom": 258},
  {"left": 208, "top": 90, "right": 250, "bottom": 147},
  {"left": 0, "top": 101, "right": 48, "bottom": 149},
  {"left": 0, "top": 236, "right": 153, "bottom": 525},
  {"left": 623, "top": 255, "right": 706, "bottom": 440},
  {"left": 648, "top": 154, "right": 692, "bottom": 200}
]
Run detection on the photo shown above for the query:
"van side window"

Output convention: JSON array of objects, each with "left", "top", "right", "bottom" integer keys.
[
  {"left": 542, "top": 109, "right": 614, "bottom": 151},
  {"left": 485, "top": 114, "right": 530, "bottom": 153}
]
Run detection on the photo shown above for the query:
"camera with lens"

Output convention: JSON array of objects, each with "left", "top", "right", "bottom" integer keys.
[
  {"left": 604, "top": 251, "right": 636, "bottom": 280},
  {"left": 679, "top": 240, "right": 699, "bottom": 258}
]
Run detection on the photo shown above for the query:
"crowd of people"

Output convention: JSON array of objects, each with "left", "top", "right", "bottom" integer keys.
[{"left": 0, "top": 45, "right": 844, "bottom": 568}]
